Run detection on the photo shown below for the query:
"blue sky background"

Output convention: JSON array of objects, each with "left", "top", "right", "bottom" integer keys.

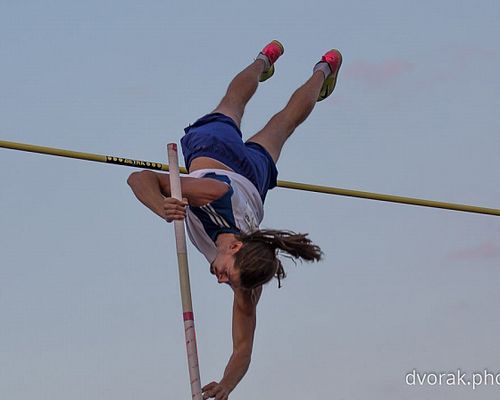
[{"left": 1, "top": 1, "right": 500, "bottom": 399}]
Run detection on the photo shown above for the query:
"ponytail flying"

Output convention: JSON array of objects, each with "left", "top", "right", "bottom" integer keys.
[{"left": 234, "top": 229, "right": 323, "bottom": 289}]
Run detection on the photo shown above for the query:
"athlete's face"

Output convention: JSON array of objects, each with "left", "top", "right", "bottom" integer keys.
[{"left": 210, "top": 241, "right": 243, "bottom": 289}]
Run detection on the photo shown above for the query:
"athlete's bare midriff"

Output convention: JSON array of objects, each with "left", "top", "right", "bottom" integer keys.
[{"left": 189, "top": 156, "right": 234, "bottom": 173}]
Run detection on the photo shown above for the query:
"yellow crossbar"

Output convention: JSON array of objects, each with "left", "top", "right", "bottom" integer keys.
[{"left": 1, "top": 139, "right": 499, "bottom": 217}]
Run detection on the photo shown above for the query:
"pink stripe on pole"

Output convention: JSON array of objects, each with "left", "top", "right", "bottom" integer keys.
[{"left": 183, "top": 311, "right": 194, "bottom": 321}]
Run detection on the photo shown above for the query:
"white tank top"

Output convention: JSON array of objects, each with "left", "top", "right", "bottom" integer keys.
[{"left": 185, "top": 169, "right": 264, "bottom": 263}]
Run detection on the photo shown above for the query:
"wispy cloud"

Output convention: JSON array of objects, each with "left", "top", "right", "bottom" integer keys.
[
  {"left": 439, "top": 45, "right": 497, "bottom": 63},
  {"left": 448, "top": 241, "right": 500, "bottom": 261},
  {"left": 413, "top": 45, "right": 498, "bottom": 88},
  {"left": 344, "top": 60, "right": 414, "bottom": 86},
  {"left": 344, "top": 46, "right": 497, "bottom": 90}
]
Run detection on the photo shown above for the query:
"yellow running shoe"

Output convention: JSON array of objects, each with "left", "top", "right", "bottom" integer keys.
[
  {"left": 258, "top": 40, "right": 285, "bottom": 82},
  {"left": 316, "top": 49, "right": 342, "bottom": 101}
]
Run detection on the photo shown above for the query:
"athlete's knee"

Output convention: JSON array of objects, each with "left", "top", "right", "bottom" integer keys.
[{"left": 270, "top": 111, "right": 296, "bottom": 135}]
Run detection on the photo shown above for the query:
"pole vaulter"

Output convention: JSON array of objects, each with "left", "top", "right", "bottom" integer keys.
[{"left": 2, "top": 41, "right": 500, "bottom": 399}]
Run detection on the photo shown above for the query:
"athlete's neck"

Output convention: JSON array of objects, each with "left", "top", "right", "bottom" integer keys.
[{"left": 215, "top": 233, "right": 238, "bottom": 248}]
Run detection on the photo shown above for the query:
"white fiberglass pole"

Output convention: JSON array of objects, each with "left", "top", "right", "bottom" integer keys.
[{"left": 167, "top": 143, "right": 202, "bottom": 400}]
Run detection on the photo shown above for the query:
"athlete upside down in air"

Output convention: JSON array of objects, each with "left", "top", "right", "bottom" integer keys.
[{"left": 127, "top": 40, "right": 342, "bottom": 400}]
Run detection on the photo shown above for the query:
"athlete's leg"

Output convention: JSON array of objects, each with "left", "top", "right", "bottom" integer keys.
[
  {"left": 247, "top": 71, "right": 324, "bottom": 162},
  {"left": 212, "top": 40, "right": 284, "bottom": 128},
  {"left": 212, "top": 60, "right": 266, "bottom": 128},
  {"left": 247, "top": 49, "right": 342, "bottom": 162}
]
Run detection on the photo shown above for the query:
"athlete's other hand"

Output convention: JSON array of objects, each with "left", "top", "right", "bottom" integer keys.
[
  {"left": 163, "top": 197, "right": 188, "bottom": 222},
  {"left": 202, "top": 381, "right": 231, "bottom": 400}
]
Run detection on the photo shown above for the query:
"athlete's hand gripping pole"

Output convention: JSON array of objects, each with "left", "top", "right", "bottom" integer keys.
[{"left": 167, "top": 143, "right": 202, "bottom": 400}]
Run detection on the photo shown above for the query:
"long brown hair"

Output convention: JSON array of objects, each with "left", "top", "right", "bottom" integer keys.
[{"left": 234, "top": 229, "right": 323, "bottom": 289}]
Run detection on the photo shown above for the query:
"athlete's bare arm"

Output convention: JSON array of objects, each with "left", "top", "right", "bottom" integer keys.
[
  {"left": 202, "top": 286, "right": 262, "bottom": 398},
  {"left": 127, "top": 170, "right": 229, "bottom": 219}
]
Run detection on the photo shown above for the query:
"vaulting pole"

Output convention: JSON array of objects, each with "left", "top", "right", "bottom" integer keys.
[
  {"left": 1, "top": 139, "right": 500, "bottom": 217},
  {"left": 167, "top": 143, "right": 202, "bottom": 400}
]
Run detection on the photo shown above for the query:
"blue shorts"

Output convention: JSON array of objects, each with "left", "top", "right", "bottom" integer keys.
[{"left": 181, "top": 113, "right": 278, "bottom": 203}]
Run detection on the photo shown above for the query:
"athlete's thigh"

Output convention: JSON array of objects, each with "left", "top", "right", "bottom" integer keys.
[
  {"left": 246, "top": 129, "right": 287, "bottom": 163},
  {"left": 211, "top": 105, "right": 242, "bottom": 129}
]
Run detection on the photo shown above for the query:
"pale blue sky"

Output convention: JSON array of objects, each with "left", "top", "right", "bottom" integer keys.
[{"left": 1, "top": 1, "right": 500, "bottom": 399}]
